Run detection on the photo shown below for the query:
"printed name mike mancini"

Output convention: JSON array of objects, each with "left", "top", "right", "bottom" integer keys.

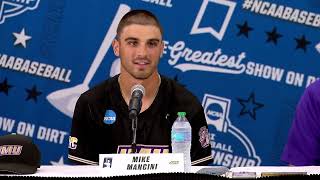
[
  {"left": 127, "top": 163, "right": 158, "bottom": 170},
  {"left": 127, "top": 155, "right": 158, "bottom": 170}
]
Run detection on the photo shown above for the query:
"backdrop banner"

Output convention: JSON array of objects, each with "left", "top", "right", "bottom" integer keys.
[{"left": 0, "top": 0, "right": 319, "bottom": 166}]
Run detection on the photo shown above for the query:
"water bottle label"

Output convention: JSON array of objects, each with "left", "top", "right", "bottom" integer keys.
[{"left": 171, "top": 132, "right": 191, "bottom": 142}]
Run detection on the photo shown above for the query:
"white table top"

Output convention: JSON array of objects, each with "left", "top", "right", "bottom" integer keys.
[
  {"left": 1, "top": 165, "right": 320, "bottom": 177},
  {"left": 0, "top": 165, "right": 205, "bottom": 177}
]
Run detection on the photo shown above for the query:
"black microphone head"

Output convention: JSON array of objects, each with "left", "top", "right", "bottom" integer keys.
[
  {"left": 128, "top": 84, "right": 145, "bottom": 119},
  {"left": 131, "top": 84, "right": 145, "bottom": 96}
]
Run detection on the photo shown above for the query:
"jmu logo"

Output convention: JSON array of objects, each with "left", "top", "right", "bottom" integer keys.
[
  {"left": 117, "top": 144, "right": 169, "bottom": 154},
  {"left": 0, "top": 0, "right": 40, "bottom": 24},
  {"left": 0, "top": 145, "right": 23, "bottom": 156},
  {"left": 202, "top": 94, "right": 261, "bottom": 168}
]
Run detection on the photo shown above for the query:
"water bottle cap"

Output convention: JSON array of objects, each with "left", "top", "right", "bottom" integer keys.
[{"left": 177, "top": 112, "right": 186, "bottom": 117}]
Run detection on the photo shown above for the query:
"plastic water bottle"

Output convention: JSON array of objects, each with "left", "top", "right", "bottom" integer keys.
[{"left": 171, "top": 112, "right": 192, "bottom": 172}]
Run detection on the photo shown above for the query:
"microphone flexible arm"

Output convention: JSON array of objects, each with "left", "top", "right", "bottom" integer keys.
[{"left": 131, "top": 115, "right": 138, "bottom": 153}]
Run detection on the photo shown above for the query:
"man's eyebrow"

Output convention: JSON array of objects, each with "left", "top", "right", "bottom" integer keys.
[
  {"left": 124, "top": 37, "right": 139, "bottom": 41},
  {"left": 148, "top": 38, "right": 160, "bottom": 42},
  {"left": 124, "top": 37, "right": 161, "bottom": 42}
]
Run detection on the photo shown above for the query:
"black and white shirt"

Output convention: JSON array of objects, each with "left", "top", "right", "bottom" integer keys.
[{"left": 68, "top": 74, "right": 212, "bottom": 165}]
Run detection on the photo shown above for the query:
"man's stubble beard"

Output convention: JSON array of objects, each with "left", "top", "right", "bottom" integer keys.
[
  {"left": 120, "top": 57, "right": 160, "bottom": 80},
  {"left": 121, "top": 63, "right": 155, "bottom": 80}
]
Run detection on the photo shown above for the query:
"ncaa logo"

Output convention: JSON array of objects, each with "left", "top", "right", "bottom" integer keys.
[
  {"left": 202, "top": 93, "right": 261, "bottom": 167},
  {"left": 103, "top": 110, "right": 116, "bottom": 124},
  {"left": 203, "top": 94, "right": 229, "bottom": 132},
  {"left": 206, "top": 103, "right": 223, "bottom": 121},
  {"left": 0, "top": 0, "right": 40, "bottom": 24}
]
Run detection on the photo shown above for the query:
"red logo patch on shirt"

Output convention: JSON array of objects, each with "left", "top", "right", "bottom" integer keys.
[{"left": 199, "top": 126, "right": 210, "bottom": 148}]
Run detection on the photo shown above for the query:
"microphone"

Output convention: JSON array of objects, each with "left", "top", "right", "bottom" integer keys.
[
  {"left": 128, "top": 84, "right": 145, "bottom": 120},
  {"left": 128, "top": 84, "right": 145, "bottom": 153}
]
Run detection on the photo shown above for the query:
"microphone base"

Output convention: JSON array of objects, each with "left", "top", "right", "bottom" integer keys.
[{"left": 131, "top": 143, "right": 137, "bottom": 153}]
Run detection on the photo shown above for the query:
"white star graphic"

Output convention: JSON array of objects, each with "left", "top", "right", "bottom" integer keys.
[
  {"left": 316, "top": 42, "right": 320, "bottom": 53},
  {"left": 12, "top": 28, "right": 32, "bottom": 48},
  {"left": 50, "top": 156, "right": 67, "bottom": 166}
]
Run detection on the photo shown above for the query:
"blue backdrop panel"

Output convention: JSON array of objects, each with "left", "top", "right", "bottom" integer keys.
[{"left": 0, "top": 0, "right": 319, "bottom": 166}]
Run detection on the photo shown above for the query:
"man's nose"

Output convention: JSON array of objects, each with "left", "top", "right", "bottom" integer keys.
[{"left": 136, "top": 44, "right": 147, "bottom": 58}]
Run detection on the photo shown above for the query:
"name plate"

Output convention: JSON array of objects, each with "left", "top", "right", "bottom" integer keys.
[{"left": 99, "top": 153, "right": 184, "bottom": 175}]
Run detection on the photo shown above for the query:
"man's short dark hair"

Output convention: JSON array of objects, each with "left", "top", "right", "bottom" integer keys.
[{"left": 116, "top": 9, "right": 163, "bottom": 39}]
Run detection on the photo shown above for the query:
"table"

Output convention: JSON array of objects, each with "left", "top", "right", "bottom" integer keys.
[{"left": 0, "top": 165, "right": 320, "bottom": 179}]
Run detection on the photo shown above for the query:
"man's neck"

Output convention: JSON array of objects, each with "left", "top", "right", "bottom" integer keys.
[{"left": 118, "top": 72, "right": 161, "bottom": 112}]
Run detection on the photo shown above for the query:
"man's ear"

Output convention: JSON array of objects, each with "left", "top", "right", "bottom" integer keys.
[
  {"left": 112, "top": 39, "right": 120, "bottom": 56},
  {"left": 160, "top": 41, "right": 164, "bottom": 58}
]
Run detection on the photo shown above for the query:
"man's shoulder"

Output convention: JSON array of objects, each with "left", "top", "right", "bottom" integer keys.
[
  {"left": 161, "top": 75, "right": 202, "bottom": 107},
  {"left": 80, "top": 75, "right": 118, "bottom": 101}
]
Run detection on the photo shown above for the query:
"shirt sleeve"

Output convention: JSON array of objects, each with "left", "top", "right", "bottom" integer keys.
[
  {"left": 189, "top": 107, "right": 213, "bottom": 166},
  {"left": 281, "top": 84, "right": 320, "bottom": 165},
  {"left": 68, "top": 94, "right": 99, "bottom": 165}
]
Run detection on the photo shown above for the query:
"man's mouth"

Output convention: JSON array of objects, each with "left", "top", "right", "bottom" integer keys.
[{"left": 133, "top": 59, "right": 150, "bottom": 66}]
